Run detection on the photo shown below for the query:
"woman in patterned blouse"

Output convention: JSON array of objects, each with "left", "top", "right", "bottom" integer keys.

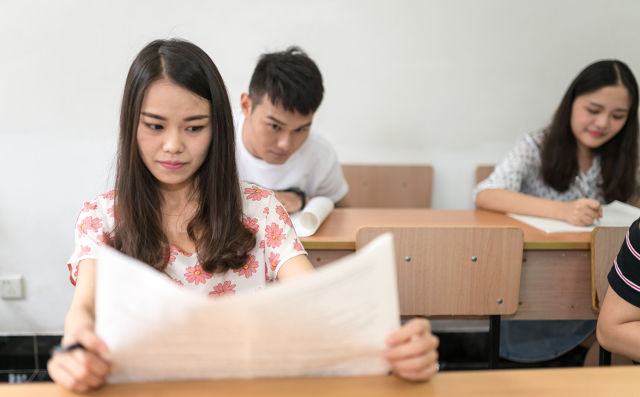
[
  {"left": 473, "top": 60, "right": 639, "bottom": 364},
  {"left": 475, "top": 60, "right": 639, "bottom": 226},
  {"left": 46, "top": 39, "right": 439, "bottom": 392}
]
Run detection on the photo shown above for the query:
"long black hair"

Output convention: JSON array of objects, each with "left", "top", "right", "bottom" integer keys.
[
  {"left": 540, "top": 60, "right": 639, "bottom": 203},
  {"left": 113, "top": 38, "right": 255, "bottom": 273}
]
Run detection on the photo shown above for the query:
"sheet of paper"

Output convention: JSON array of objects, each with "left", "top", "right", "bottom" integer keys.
[
  {"left": 95, "top": 233, "right": 399, "bottom": 383},
  {"left": 508, "top": 200, "right": 640, "bottom": 233},
  {"left": 290, "top": 196, "right": 334, "bottom": 237}
]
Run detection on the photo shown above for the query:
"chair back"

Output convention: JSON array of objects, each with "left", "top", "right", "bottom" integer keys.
[
  {"left": 341, "top": 164, "right": 433, "bottom": 208},
  {"left": 356, "top": 226, "right": 523, "bottom": 316},
  {"left": 591, "top": 226, "right": 627, "bottom": 312},
  {"left": 475, "top": 165, "right": 495, "bottom": 185}
]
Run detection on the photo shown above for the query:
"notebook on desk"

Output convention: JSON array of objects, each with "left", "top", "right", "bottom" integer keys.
[{"left": 508, "top": 200, "right": 640, "bottom": 233}]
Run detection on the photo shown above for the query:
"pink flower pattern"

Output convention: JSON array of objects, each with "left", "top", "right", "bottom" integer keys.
[
  {"left": 67, "top": 183, "right": 303, "bottom": 292},
  {"left": 265, "top": 223, "right": 285, "bottom": 248},
  {"left": 268, "top": 251, "right": 281, "bottom": 271},
  {"left": 243, "top": 217, "right": 259, "bottom": 234},
  {"left": 67, "top": 263, "right": 77, "bottom": 286},
  {"left": 169, "top": 278, "right": 184, "bottom": 287},
  {"left": 276, "top": 206, "right": 293, "bottom": 228},
  {"left": 168, "top": 246, "right": 193, "bottom": 266},
  {"left": 244, "top": 186, "right": 271, "bottom": 201},
  {"left": 78, "top": 245, "right": 91, "bottom": 257},
  {"left": 234, "top": 255, "right": 259, "bottom": 278},
  {"left": 96, "top": 232, "right": 114, "bottom": 246},
  {"left": 77, "top": 216, "right": 102, "bottom": 236},
  {"left": 100, "top": 190, "right": 115, "bottom": 200},
  {"left": 184, "top": 264, "right": 213, "bottom": 285},
  {"left": 209, "top": 281, "right": 236, "bottom": 297},
  {"left": 168, "top": 251, "right": 177, "bottom": 266},
  {"left": 80, "top": 201, "right": 97, "bottom": 213}
]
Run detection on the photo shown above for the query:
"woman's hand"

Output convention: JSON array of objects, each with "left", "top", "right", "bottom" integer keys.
[
  {"left": 383, "top": 318, "right": 439, "bottom": 381},
  {"left": 47, "top": 326, "right": 111, "bottom": 393},
  {"left": 564, "top": 198, "right": 602, "bottom": 226}
]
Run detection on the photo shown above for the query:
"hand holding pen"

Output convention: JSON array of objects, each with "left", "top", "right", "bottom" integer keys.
[
  {"left": 47, "top": 327, "right": 111, "bottom": 393},
  {"left": 568, "top": 177, "right": 602, "bottom": 226}
]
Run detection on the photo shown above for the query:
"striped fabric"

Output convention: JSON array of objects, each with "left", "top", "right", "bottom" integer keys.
[{"left": 608, "top": 218, "right": 640, "bottom": 308}]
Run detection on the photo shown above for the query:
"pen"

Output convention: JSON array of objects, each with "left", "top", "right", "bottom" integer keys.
[
  {"left": 575, "top": 176, "right": 600, "bottom": 225},
  {"left": 51, "top": 343, "right": 86, "bottom": 355}
]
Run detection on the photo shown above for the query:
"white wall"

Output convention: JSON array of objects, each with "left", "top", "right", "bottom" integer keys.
[{"left": 2, "top": 0, "right": 639, "bottom": 333}]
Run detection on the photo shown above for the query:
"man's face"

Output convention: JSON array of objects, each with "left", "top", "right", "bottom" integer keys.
[{"left": 241, "top": 93, "right": 314, "bottom": 164}]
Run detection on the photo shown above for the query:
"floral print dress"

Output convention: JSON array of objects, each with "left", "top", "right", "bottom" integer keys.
[{"left": 67, "top": 181, "right": 306, "bottom": 296}]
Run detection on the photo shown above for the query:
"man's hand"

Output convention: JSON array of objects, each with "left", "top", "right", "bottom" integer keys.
[{"left": 275, "top": 191, "right": 305, "bottom": 213}]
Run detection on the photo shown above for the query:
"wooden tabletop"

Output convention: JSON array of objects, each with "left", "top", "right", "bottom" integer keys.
[
  {"left": 3, "top": 367, "right": 639, "bottom": 396},
  {"left": 301, "top": 209, "right": 590, "bottom": 251}
]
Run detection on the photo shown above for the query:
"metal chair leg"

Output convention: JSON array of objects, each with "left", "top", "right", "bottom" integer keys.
[
  {"left": 488, "top": 315, "right": 500, "bottom": 369},
  {"left": 599, "top": 346, "right": 611, "bottom": 366}
]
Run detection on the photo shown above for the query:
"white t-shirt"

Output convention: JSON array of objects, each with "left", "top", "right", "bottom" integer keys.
[{"left": 234, "top": 110, "right": 348, "bottom": 203}]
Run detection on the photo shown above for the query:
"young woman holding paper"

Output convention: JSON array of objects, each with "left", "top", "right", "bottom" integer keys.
[
  {"left": 473, "top": 60, "right": 639, "bottom": 364},
  {"left": 46, "top": 39, "right": 438, "bottom": 393},
  {"left": 474, "top": 60, "right": 640, "bottom": 226}
]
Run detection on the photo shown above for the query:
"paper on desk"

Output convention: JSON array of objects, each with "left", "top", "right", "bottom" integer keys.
[
  {"left": 508, "top": 200, "right": 640, "bottom": 233},
  {"left": 95, "top": 233, "right": 399, "bottom": 383},
  {"left": 290, "top": 196, "right": 334, "bottom": 237}
]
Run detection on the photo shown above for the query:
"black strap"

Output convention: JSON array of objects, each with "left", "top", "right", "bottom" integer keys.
[{"left": 282, "top": 187, "right": 306, "bottom": 209}]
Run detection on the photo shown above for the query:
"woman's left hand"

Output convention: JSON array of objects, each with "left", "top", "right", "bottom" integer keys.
[{"left": 383, "top": 318, "right": 439, "bottom": 381}]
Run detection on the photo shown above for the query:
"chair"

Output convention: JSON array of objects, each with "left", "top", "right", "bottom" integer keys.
[
  {"left": 340, "top": 164, "right": 433, "bottom": 208},
  {"left": 356, "top": 226, "right": 523, "bottom": 369},
  {"left": 474, "top": 165, "right": 495, "bottom": 185},
  {"left": 591, "top": 226, "right": 627, "bottom": 366}
]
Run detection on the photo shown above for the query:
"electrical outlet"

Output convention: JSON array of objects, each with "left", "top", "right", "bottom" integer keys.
[{"left": 1, "top": 275, "right": 24, "bottom": 299}]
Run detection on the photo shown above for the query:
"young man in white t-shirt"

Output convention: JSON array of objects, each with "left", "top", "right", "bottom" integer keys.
[{"left": 235, "top": 47, "right": 348, "bottom": 213}]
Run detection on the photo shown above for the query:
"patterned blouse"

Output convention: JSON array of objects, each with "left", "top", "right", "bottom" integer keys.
[
  {"left": 67, "top": 181, "right": 306, "bottom": 297},
  {"left": 473, "top": 129, "right": 640, "bottom": 203}
]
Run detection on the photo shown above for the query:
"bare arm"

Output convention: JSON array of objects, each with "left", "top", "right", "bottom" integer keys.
[
  {"left": 276, "top": 254, "right": 316, "bottom": 281},
  {"left": 597, "top": 286, "right": 640, "bottom": 361},
  {"left": 47, "top": 259, "right": 110, "bottom": 393},
  {"left": 63, "top": 260, "right": 97, "bottom": 338},
  {"left": 475, "top": 188, "right": 601, "bottom": 226}
]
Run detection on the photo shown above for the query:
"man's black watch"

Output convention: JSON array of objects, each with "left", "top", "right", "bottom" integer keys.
[{"left": 283, "top": 187, "right": 306, "bottom": 209}]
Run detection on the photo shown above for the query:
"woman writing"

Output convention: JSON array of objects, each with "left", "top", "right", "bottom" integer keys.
[
  {"left": 474, "top": 59, "right": 639, "bottom": 364},
  {"left": 475, "top": 60, "right": 639, "bottom": 226}
]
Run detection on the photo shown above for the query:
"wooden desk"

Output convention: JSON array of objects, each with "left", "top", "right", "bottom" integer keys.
[
  {"left": 3, "top": 367, "right": 638, "bottom": 396},
  {"left": 301, "top": 209, "right": 594, "bottom": 320}
]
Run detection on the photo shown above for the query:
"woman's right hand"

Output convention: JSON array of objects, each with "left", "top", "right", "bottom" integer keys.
[
  {"left": 564, "top": 198, "right": 602, "bottom": 226},
  {"left": 47, "top": 326, "right": 111, "bottom": 393}
]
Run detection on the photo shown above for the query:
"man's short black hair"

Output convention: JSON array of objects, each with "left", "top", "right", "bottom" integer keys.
[{"left": 248, "top": 46, "right": 324, "bottom": 115}]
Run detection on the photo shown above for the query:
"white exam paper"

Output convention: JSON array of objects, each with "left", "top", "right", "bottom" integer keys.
[
  {"left": 290, "top": 196, "right": 334, "bottom": 237},
  {"left": 95, "top": 233, "right": 399, "bottom": 383},
  {"left": 508, "top": 200, "right": 640, "bottom": 233}
]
